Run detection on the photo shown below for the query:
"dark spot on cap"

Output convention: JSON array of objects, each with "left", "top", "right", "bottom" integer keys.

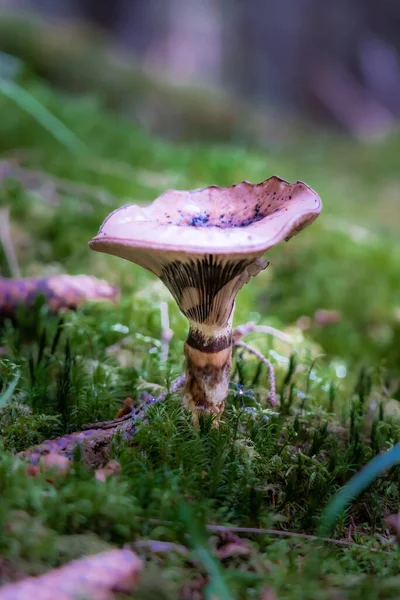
[{"left": 189, "top": 212, "right": 210, "bottom": 227}]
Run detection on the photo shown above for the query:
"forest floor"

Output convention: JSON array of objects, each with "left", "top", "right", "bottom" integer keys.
[{"left": 1, "top": 67, "right": 400, "bottom": 599}]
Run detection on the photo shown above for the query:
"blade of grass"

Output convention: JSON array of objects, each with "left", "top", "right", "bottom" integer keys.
[
  {"left": 179, "top": 503, "right": 233, "bottom": 600},
  {"left": 318, "top": 443, "right": 400, "bottom": 537},
  {"left": 0, "top": 77, "right": 88, "bottom": 154},
  {"left": 0, "top": 371, "right": 20, "bottom": 408}
]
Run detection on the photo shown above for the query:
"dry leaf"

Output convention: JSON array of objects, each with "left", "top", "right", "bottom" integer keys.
[
  {"left": 115, "top": 397, "right": 133, "bottom": 419},
  {"left": 0, "top": 548, "right": 142, "bottom": 600}
]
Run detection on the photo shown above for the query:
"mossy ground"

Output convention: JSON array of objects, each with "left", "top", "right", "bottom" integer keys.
[{"left": 1, "top": 70, "right": 400, "bottom": 599}]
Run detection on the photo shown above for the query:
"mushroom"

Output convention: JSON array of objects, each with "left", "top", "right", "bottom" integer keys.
[{"left": 89, "top": 176, "right": 321, "bottom": 423}]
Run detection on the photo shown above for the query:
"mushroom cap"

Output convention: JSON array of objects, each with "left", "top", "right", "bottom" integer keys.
[{"left": 89, "top": 176, "right": 321, "bottom": 259}]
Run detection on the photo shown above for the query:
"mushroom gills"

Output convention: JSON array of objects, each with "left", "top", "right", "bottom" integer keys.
[{"left": 159, "top": 254, "right": 268, "bottom": 326}]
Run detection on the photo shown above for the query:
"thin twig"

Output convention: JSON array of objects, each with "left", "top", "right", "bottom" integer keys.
[
  {"left": 82, "top": 412, "right": 132, "bottom": 431},
  {"left": 160, "top": 301, "right": 173, "bottom": 362},
  {"left": 19, "top": 375, "right": 186, "bottom": 462},
  {"left": 233, "top": 321, "right": 292, "bottom": 345},
  {"left": 206, "top": 524, "right": 385, "bottom": 553},
  {"left": 234, "top": 340, "right": 277, "bottom": 407},
  {"left": 133, "top": 540, "right": 189, "bottom": 556},
  {"left": 0, "top": 206, "right": 21, "bottom": 277},
  {"left": 146, "top": 519, "right": 388, "bottom": 554}
]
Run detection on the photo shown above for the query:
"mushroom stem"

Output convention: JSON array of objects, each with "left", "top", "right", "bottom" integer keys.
[{"left": 183, "top": 312, "right": 234, "bottom": 425}]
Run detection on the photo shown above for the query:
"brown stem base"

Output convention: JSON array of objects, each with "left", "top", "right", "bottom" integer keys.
[{"left": 183, "top": 322, "right": 233, "bottom": 425}]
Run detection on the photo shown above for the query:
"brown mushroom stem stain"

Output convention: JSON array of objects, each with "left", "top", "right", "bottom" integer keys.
[{"left": 184, "top": 321, "right": 233, "bottom": 424}]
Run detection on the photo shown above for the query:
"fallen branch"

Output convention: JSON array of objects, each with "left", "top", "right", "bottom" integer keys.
[
  {"left": 82, "top": 375, "right": 186, "bottom": 431},
  {"left": 18, "top": 375, "right": 186, "bottom": 464}
]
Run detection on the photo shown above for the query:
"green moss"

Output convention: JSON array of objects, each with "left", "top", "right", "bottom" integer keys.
[{"left": 0, "top": 72, "right": 400, "bottom": 598}]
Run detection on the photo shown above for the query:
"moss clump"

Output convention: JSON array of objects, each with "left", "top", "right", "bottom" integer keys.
[{"left": 0, "top": 71, "right": 400, "bottom": 598}]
